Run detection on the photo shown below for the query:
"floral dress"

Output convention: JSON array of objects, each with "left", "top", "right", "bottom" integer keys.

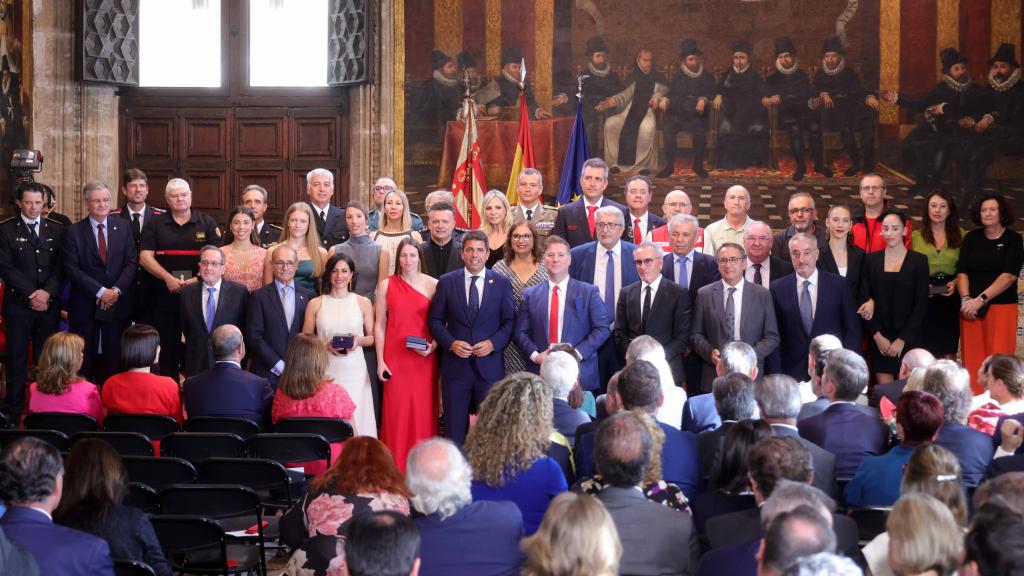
[{"left": 222, "top": 246, "right": 267, "bottom": 292}]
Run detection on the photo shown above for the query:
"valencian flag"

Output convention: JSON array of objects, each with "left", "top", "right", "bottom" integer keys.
[
  {"left": 505, "top": 89, "right": 535, "bottom": 205},
  {"left": 556, "top": 98, "right": 591, "bottom": 206},
  {"left": 451, "top": 97, "right": 488, "bottom": 228}
]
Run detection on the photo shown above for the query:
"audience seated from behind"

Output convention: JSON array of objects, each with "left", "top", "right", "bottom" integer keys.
[
  {"left": 344, "top": 510, "right": 420, "bottom": 576},
  {"left": 464, "top": 372, "right": 568, "bottom": 535},
  {"left": 405, "top": 437, "right": 523, "bottom": 576},
  {"left": 0, "top": 526, "right": 38, "bottom": 575},
  {"left": 522, "top": 493, "right": 621, "bottom": 576},
  {"left": 885, "top": 493, "right": 962, "bottom": 576},
  {"left": 962, "top": 501, "right": 1024, "bottom": 576},
  {"left": 100, "top": 324, "right": 183, "bottom": 424},
  {"left": 972, "top": 471, "right": 1024, "bottom": 515},
  {"left": 844, "top": 390, "right": 944, "bottom": 508},
  {"left": 698, "top": 371, "right": 759, "bottom": 486},
  {"left": 0, "top": 437, "right": 114, "bottom": 575},
  {"left": 279, "top": 437, "right": 411, "bottom": 574},
  {"left": 796, "top": 334, "right": 842, "bottom": 420},
  {"left": 181, "top": 324, "right": 273, "bottom": 428},
  {"left": 968, "top": 353, "right": 1024, "bottom": 436},
  {"left": 540, "top": 351, "right": 590, "bottom": 446},
  {"left": 683, "top": 340, "right": 759, "bottom": 434},
  {"left": 920, "top": 360, "right": 995, "bottom": 487},
  {"left": 757, "top": 504, "right": 837, "bottom": 576},
  {"left": 26, "top": 332, "right": 104, "bottom": 425},
  {"left": 593, "top": 411, "right": 699, "bottom": 576},
  {"left": 572, "top": 371, "right": 618, "bottom": 475},
  {"left": 53, "top": 439, "right": 171, "bottom": 576},
  {"left": 692, "top": 418, "right": 771, "bottom": 535},
  {"left": 625, "top": 335, "right": 686, "bottom": 430},
  {"left": 868, "top": 348, "right": 935, "bottom": 409},
  {"left": 783, "top": 552, "right": 863, "bottom": 576}
]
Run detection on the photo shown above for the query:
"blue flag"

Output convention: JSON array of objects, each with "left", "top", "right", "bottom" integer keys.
[{"left": 556, "top": 99, "right": 591, "bottom": 206}]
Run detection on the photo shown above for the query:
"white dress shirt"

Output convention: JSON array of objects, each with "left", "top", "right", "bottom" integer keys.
[
  {"left": 722, "top": 278, "right": 744, "bottom": 340},
  {"left": 594, "top": 241, "right": 622, "bottom": 318},
  {"left": 638, "top": 274, "right": 663, "bottom": 318},
  {"left": 795, "top": 269, "right": 819, "bottom": 317},
  {"left": 202, "top": 279, "right": 223, "bottom": 325},
  {"left": 744, "top": 257, "right": 772, "bottom": 288},
  {"left": 530, "top": 276, "right": 570, "bottom": 363},
  {"left": 464, "top": 268, "right": 485, "bottom": 306}
]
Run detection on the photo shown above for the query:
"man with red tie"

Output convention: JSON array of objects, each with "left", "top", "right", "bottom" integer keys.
[
  {"left": 623, "top": 175, "right": 666, "bottom": 244},
  {"left": 551, "top": 158, "right": 629, "bottom": 248}
]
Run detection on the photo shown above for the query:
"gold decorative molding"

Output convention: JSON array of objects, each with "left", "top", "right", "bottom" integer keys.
[
  {"left": 434, "top": 0, "right": 463, "bottom": 59},
  {"left": 535, "top": 0, "right": 554, "bottom": 107},
  {"left": 991, "top": 0, "right": 1022, "bottom": 53},
  {"left": 936, "top": 0, "right": 959, "bottom": 79},
  {"left": 879, "top": 0, "right": 900, "bottom": 125},
  {"left": 486, "top": 0, "right": 502, "bottom": 76},
  {"left": 394, "top": 0, "right": 406, "bottom": 187}
]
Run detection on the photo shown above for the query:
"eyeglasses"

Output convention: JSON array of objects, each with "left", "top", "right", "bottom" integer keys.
[
  {"left": 788, "top": 207, "right": 815, "bottom": 214},
  {"left": 199, "top": 260, "right": 224, "bottom": 267},
  {"left": 272, "top": 260, "right": 297, "bottom": 268},
  {"left": 373, "top": 185, "right": 394, "bottom": 192},
  {"left": 860, "top": 185, "right": 885, "bottom": 192},
  {"left": 717, "top": 257, "right": 744, "bottom": 265},
  {"left": 511, "top": 233, "right": 534, "bottom": 241},
  {"left": 596, "top": 222, "right": 622, "bottom": 229},
  {"left": 634, "top": 258, "right": 658, "bottom": 267}
]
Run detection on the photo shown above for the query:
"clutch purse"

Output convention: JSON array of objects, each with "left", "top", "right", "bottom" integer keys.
[{"left": 406, "top": 336, "right": 430, "bottom": 351}]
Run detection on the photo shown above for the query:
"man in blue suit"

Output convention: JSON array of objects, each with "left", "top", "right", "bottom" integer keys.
[
  {"left": 183, "top": 324, "right": 274, "bottom": 428},
  {"left": 769, "top": 233, "right": 860, "bottom": 380},
  {"left": 247, "top": 245, "right": 313, "bottom": 388},
  {"left": 516, "top": 235, "right": 609, "bottom": 393},
  {"left": 921, "top": 360, "right": 995, "bottom": 487},
  {"left": 428, "top": 230, "right": 515, "bottom": 445},
  {"left": 62, "top": 180, "right": 138, "bottom": 382},
  {"left": 0, "top": 437, "right": 114, "bottom": 575},
  {"left": 569, "top": 206, "right": 638, "bottom": 391},
  {"left": 551, "top": 158, "right": 629, "bottom": 248}
]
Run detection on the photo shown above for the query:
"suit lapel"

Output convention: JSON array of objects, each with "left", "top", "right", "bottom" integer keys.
[{"left": 269, "top": 284, "right": 290, "bottom": 331}]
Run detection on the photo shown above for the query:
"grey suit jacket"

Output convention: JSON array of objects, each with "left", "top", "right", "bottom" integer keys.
[
  {"left": 690, "top": 280, "right": 779, "bottom": 392},
  {"left": 597, "top": 486, "right": 699, "bottom": 576}
]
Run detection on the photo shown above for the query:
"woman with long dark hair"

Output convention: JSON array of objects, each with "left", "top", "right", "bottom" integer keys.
[{"left": 911, "top": 191, "right": 963, "bottom": 358}]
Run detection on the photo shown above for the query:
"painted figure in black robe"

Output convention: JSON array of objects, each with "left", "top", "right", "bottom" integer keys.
[
  {"left": 481, "top": 46, "right": 552, "bottom": 119},
  {"left": 580, "top": 36, "right": 621, "bottom": 156},
  {"left": 713, "top": 40, "right": 768, "bottom": 169},
  {"left": 658, "top": 38, "right": 715, "bottom": 179}
]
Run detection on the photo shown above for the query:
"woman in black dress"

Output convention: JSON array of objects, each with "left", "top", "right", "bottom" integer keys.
[
  {"left": 818, "top": 204, "right": 866, "bottom": 306},
  {"left": 859, "top": 210, "right": 929, "bottom": 384}
]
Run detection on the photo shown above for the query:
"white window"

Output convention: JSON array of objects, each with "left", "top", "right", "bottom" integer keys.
[
  {"left": 249, "top": 0, "right": 329, "bottom": 87},
  {"left": 138, "top": 0, "right": 222, "bottom": 88}
]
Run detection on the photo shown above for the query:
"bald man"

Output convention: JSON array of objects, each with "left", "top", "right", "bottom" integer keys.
[{"left": 651, "top": 189, "right": 704, "bottom": 253}]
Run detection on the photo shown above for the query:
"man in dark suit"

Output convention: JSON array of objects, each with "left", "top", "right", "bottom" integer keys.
[
  {"left": 768, "top": 233, "right": 860, "bottom": 380},
  {"left": 797, "top": 335, "right": 844, "bottom": 421},
  {"left": 182, "top": 324, "right": 274, "bottom": 427},
  {"left": 247, "top": 245, "right": 312, "bottom": 388},
  {"left": 662, "top": 213, "right": 720, "bottom": 396},
  {"left": 179, "top": 246, "right": 249, "bottom": 377},
  {"left": 241, "top": 184, "right": 282, "bottom": 248},
  {"left": 595, "top": 411, "right": 699, "bottom": 575},
  {"left": 798, "top": 349, "right": 891, "bottom": 479},
  {"left": 516, "top": 234, "right": 609, "bottom": 394},
  {"left": 691, "top": 242, "right": 779, "bottom": 392},
  {"left": 407, "top": 438, "right": 525, "bottom": 576},
  {"left": 868, "top": 348, "right": 935, "bottom": 409},
  {"left": 421, "top": 202, "right": 463, "bottom": 279},
  {"left": 697, "top": 371, "right": 757, "bottom": 486},
  {"left": 614, "top": 241, "right": 691, "bottom": 384},
  {"left": 551, "top": 158, "right": 628, "bottom": 247},
  {"left": 0, "top": 437, "right": 114, "bottom": 575},
  {"left": 922, "top": 360, "right": 995, "bottom": 487},
  {"left": 305, "top": 168, "right": 348, "bottom": 249},
  {"left": 62, "top": 181, "right": 138, "bottom": 382},
  {"left": 109, "top": 168, "right": 165, "bottom": 326},
  {"left": 622, "top": 175, "right": 667, "bottom": 244},
  {"left": 743, "top": 221, "right": 793, "bottom": 289},
  {"left": 0, "top": 182, "right": 64, "bottom": 419},
  {"left": 428, "top": 230, "right": 515, "bottom": 446},
  {"left": 770, "top": 192, "right": 830, "bottom": 258},
  {"left": 757, "top": 374, "right": 838, "bottom": 498}
]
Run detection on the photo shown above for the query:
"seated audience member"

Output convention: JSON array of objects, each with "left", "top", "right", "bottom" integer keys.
[
  {"left": 27, "top": 332, "right": 103, "bottom": 425},
  {"left": 344, "top": 511, "right": 420, "bottom": 576},
  {"left": 0, "top": 437, "right": 114, "bottom": 575},
  {"left": 798, "top": 349, "right": 891, "bottom": 479},
  {"left": 683, "top": 340, "right": 758, "bottom": 434},
  {"left": 693, "top": 419, "right": 771, "bottom": 534},
  {"left": 465, "top": 373, "right": 568, "bottom": 535},
  {"left": 540, "top": 351, "right": 590, "bottom": 445},
  {"left": 53, "top": 439, "right": 171, "bottom": 576},
  {"left": 100, "top": 324, "right": 183, "bottom": 424},
  {"left": 920, "top": 360, "right": 995, "bottom": 487},
  {"left": 182, "top": 324, "right": 274, "bottom": 427},
  {"left": 969, "top": 353, "right": 1024, "bottom": 436},
  {"left": 757, "top": 374, "right": 838, "bottom": 497},
  {"left": 973, "top": 471, "right": 1024, "bottom": 513},
  {"left": 280, "top": 437, "right": 411, "bottom": 574},
  {"left": 595, "top": 412, "right": 699, "bottom": 576},
  {"left": 0, "top": 527, "right": 38, "bottom": 575},
  {"left": 783, "top": 552, "right": 863, "bottom": 576},
  {"left": 796, "top": 335, "right": 842, "bottom": 418},
  {"left": 862, "top": 444, "right": 967, "bottom": 576},
  {"left": 868, "top": 348, "right": 935, "bottom": 409},
  {"left": 757, "top": 506, "right": 837, "bottom": 576},
  {"left": 406, "top": 438, "right": 523, "bottom": 576},
  {"left": 698, "top": 371, "right": 758, "bottom": 485},
  {"left": 844, "top": 390, "right": 944, "bottom": 507},
  {"left": 626, "top": 335, "right": 687, "bottom": 429},
  {"left": 962, "top": 503, "right": 1024, "bottom": 576},
  {"left": 572, "top": 371, "right": 617, "bottom": 474},
  {"left": 522, "top": 493, "right": 621, "bottom": 576},
  {"left": 885, "top": 493, "right": 962, "bottom": 576},
  {"left": 987, "top": 417, "right": 1024, "bottom": 478}
]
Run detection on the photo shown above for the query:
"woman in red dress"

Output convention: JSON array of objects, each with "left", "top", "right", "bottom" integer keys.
[{"left": 374, "top": 237, "right": 439, "bottom": 471}]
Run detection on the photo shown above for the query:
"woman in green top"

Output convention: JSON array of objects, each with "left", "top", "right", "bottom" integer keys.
[{"left": 910, "top": 191, "right": 963, "bottom": 358}]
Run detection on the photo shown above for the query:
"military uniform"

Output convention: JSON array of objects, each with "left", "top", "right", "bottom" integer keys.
[
  {"left": 111, "top": 203, "right": 166, "bottom": 326},
  {"left": 764, "top": 37, "right": 830, "bottom": 180},
  {"left": 717, "top": 40, "right": 768, "bottom": 169},
  {"left": 139, "top": 209, "right": 221, "bottom": 378},
  {"left": 660, "top": 39, "right": 716, "bottom": 178},
  {"left": 511, "top": 204, "right": 558, "bottom": 240},
  {"left": 0, "top": 215, "right": 63, "bottom": 417},
  {"left": 256, "top": 220, "right": 282, "bottom": 249},
  {"left": 812, "top": 37, "right": 878, "bottom": 175}
]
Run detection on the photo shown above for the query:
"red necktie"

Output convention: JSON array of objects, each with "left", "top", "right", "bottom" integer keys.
[
  {"left": 97, "top": 223, "right": 108, "bottom": 264},
  {"left": 633, "top": 218, "right": 642, "bottom": 243},
  {"left": 549, "top": 285, "right": 560, "bottom": 344},
  {"left": 587, "top": 205, "right": 598, "bottom": 238}
]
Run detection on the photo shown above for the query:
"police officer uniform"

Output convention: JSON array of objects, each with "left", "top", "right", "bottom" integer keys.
[
  {"left": 110, "top": 203, "right": 166, "bottom": 325},
  {"left": 256, "top": 220, "right": 282, "bottom": 249}
]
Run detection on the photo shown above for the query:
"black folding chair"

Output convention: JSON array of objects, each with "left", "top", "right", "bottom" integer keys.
[
  {"left": 247, "top": 433, "right": 331, "bottom": 468},
  {"left": 24, "top": 412, "right": 100, "bottom": 436},
  {"left": 196, "top": 458, "right": 296, "bottom": 511},
  {"left": 73, "top": 431, "right": 154, "bottom": 456},
  {"left": 125, "top": 482, "right": 159, "bottom": 514},
  {"left": 105, "top": 414, "right": 181, "bottom": 441},
  {"left": 113, "top": 559, "right": 157, "bottom": 576},
  {"left": 0, "top": 428, "right": 70, "bottom": 453},
  {"left": 184, "top": 417, "right": 262, "bottom": 440},
  {"left": 150, "top": 515, "right": 261, "bottom": 576},
  {"left": 123, "top": 456, "right": 197, "bottom": 491},
  {"left": 274, "top": 418, "right": 354, "bottom": 444},
  {"left": 160, "top": 433, "right": 247, "bottom": 464}
]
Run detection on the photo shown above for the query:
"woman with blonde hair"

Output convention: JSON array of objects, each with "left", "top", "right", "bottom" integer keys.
[
  {"left": 886, "top": 493, "right": 963, "bottom": 576},
  {"left": 27, "top": 332, "right": 103, "bottom": 424},
  {"left": 263, "top": 202, "right": 327, "bottom": 293},
  {"left": 522, "top": 493, "right": 621, "bottom": 576},
  {"left": 481, "top": 189, "right": 513, "bottom": 267},
  {"left": 371, "top": 189, "right": 423, "bottom": 275}
]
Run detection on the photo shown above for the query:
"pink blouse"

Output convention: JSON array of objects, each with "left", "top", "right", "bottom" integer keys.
[
  {"left": 271, "top": 381, "right": 356, "bottom": 423},
  {"left": 28, "top": 380, "right": 104, "bottom": 425},
  {"left": 223, "top": 246, "right": 267, "bottom": 292}
]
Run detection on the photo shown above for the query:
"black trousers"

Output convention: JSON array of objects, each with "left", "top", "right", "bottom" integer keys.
[{"left": 3, "top": 304, "right": 61, "bottom": 417}]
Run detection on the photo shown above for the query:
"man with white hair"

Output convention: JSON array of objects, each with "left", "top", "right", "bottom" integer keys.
[
  {"left": 369, "top": 177, "right": 424, "bottom": 233},
  {"left": 406, "top": 438, "right": 524, "bottom": 576},
  {"left": 743, "top": 221, "right": 793, "bottom": 289},
  {"left": 797, "top": 334, "right": 843, "bottom": 416},
  {"left": 651, "top": 189, "right": 705, "bottom": 253},
  {"left": 682, "top": 340, "right": 756, "bottom": 434},
  {"left": 305, "top": 168, "right": 350, "bottom": 248},
  {"left": 540, "top": 350, "right": 590, "bottom": 444},
  {"left": 702, "top": 185, "right": 755, "bottom": 256},
  {"left": 868, "top": 347, "right": 935, "bottom": 409},
  {"left": 626, "top": 335, "right": 686, "bottom": 430},
  {"left": 921, "top": 360, "right": 995, "bottom": 487}
]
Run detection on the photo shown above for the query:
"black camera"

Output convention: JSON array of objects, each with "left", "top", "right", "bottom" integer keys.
[{"left": 10, "top": 149, "right": 42, "bottom": 185}]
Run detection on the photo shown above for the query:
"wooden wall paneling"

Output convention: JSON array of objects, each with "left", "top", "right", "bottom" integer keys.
[
  {"left": 182, "top": 169, "right": 230, "bottom": 214},
  {"left": 137, "top": 171, "right": 174, "bottom": 210},
  {"left": 290, "top": 111, "right": 340, "bottom": 161},
  {"left": 235, "top": 109, "right": 288, "bottom": 162},
  {"left": 125, "top": 109, "right": 177, "bottom": 165},
  {"left": 235, "top": 169, "right": 287, "bottom": 224},
  {"left": 180, "top": 109, "right": 232, "bottom": 164}
]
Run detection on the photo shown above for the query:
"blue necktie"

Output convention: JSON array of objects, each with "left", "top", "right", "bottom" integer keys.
[
  {"left": 205, "top": 286, "right": 217, "bottom": 333},
  {"left": 604, "top": 250, "right": 616, "bottom": 323},
  {"left": 678, "top": 255, "right": 689, "bottom": 289},
  {"left": 468, "top": 276, "right": 480, "bottom": 319},
  {"left": 27, "top": 221, "right": 38, "bottom": 244},
  {"left": 800, "top": 279, "right": 814, "bottom": 334}
]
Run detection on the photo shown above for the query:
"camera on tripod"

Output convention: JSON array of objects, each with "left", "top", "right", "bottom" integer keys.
[{"left": 10, "top": 148, "right": 42, "bottom": 184}]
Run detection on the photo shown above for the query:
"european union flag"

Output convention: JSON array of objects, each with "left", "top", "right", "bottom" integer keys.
[{"left": 556, "top": 99, "right": 591, "bottom": 207}]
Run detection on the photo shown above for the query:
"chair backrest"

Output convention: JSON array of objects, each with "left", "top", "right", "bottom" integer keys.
[
  {"left": 159, "top": 484, "right": 262, "bottom": 521},
  {"left": 247, "top": 433, "right": 331, "bottom": 465},
  {"left": 184, "top": 416, "right": 261, "bottom": 440},
  {"left": 850, "top": 506, "right": 892, "bottom": 544},
  {"left": 113, "top": 559, "right": 157, "bottom": 576},
  {"left": 195, "top": 458, "right": 294, "bottom": 508},
  {"left": 0, "top": 429, "right": 70, "bottom": 453},
  {"left": 24, "top": 412, "right": 100, "bottom": 436},
  {"left": 159, "top": 432, "right": 246, "bottom": 463},
  {"left": 122, "top": 456, "right": 197, "bottom": 490},
  {"left": 149, "top": 515, "right": 229, "bottom": 572},
  {"left": 72, "top": 431, "right": 155, "bottom": 456},
  {"left": 274, "top": 418, "right": 354, "bottom": 443},
  {"left": 104, "top": 414, "right": 181, "bottom": 440},
  {"left": 125, "top": 482, "right": 159, "bottom": 514}
]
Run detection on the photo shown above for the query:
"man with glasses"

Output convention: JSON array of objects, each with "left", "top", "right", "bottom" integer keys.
[
  {"left": 651, "top": 188, "right": 704, "bottom": 253},
  {"left": 614, "top": 241, "right": 692, "bottom": 384},
  {"left": 623, "top": 175, "right": 666, "bottom": 244},
  {"left": 851, "top": 173, "right": 911, "bottom": 253},
  {"left": 552, "top": 158, "right": 629, "bottom": 248},
  {"left": 771, "top": 192, "right": 829, "bottom": 257},
  {"left": 179, "top": 245, "right": 248, "bottom": 378},
  {"left": 703, "top": 185, "right": 755, "bottom": 256},
  {"left": 247, "top": 245, "right": 313, "bottom": 388},
  {"left": 241, "top": 184, "right": 280, "bottom": 248},
  {"left": 368, "top": 177, "right": 424, "bottom": 233},
  {"left": 744, "top": 221, "right": 793, "bottom": 289},
  {"left": 691, "top": 243, "right": 779, "bottom": 392}
]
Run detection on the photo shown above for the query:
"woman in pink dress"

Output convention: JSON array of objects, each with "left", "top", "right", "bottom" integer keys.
[
  {"left": 27, "top": 332, "right": 104, "bottom": 425},
  {"left": 374, "top": 238, "right": 438, "bottom": 471},
  {"left": 221, "top": 206, "right": 268, "bottom": 292}
]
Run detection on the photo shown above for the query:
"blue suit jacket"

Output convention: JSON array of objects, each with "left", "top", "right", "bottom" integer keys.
[
  {"left": 568, "top": 240, "right": 639, "bottom": 287},
  {"left": 936, "top": 422, "right": 995, "bottom": 487},
  {"left": 246, "top": 282, "right": 313, "bottom": 387},
  {"left": 551, "top": 197, "right": 628, "bottom": 248},
  {"left": 182, "top": 362, "right": 274, "bottom": 428},
  {"left": 695, "top": 536, "right": 759, "bottom": 576},
  {"left": 415, "top": 500, "right": 523, "bottom": 576},
  {"left": 844, "top": 444, "right": 915, "bottom": 507},
  {"left": 661, "top": 250, "right": 721, "bottom": 295},
  {"left": 798, "top": 402, "right": 892, "bottom": 479},
  {"left": 681, "top": 393, "right": 722, "bottom": 434},
  {"left": 767, "top": 270, "right": 861, "bottom": 380},
  {"left": 992, "top": 413, "right": 1024, "bottom": 454},
  {"left": 514, "top": 278, "right": 610, "bottom": 389},
  {"left": 428, "top": 268, "right": 515, "bottom": 383},
  {"left": 62, "top": 218, "right": 137, "bottom": 322},
  {"left": 0, "top": 507, "right": 113, "bottom": 576}
]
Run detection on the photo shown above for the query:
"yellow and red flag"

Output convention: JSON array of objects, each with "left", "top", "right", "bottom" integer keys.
[
  {"left": 505, "top": 90, "right": 535, "bottom": 204},
  {"left": 451, "top": 98, "right": 487, "bottom": 228}
]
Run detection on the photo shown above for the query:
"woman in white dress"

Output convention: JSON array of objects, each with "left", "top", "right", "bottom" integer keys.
[{"left": 302, "top": 252, "right": 377, "bottom": 437}]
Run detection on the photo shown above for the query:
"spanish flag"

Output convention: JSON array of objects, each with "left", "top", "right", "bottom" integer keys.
[
  {"left": 451, "top": 97, "right": 487, "bottom": 229},
  {"left": 505, "top": 90, "right": 535, "bottom": 205}
]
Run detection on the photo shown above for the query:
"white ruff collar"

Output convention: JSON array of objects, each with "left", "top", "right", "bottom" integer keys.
[
  {"left": 942, "top": 73, "right": 970, "bottom": 93},
  {"left": 733, "top": 64, "right": 750, "bottom": 74},
  {"left": 588, "top": 62, "right": 610, "bottom": 78},
  {"left": 776, "top": 59, "right": 799, "bottom": 75},
  {"left": 681, "top": 64, "right": 704, "bottom": 79},
  {"left": 989, "top": 67, "right": 1021, "bottom": 92},
  {"left": 822, "top": 57, "right": 846, "bottom": 76},
  {"left": 433, "top": 69, "right": 459, "bottom": 87}
]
